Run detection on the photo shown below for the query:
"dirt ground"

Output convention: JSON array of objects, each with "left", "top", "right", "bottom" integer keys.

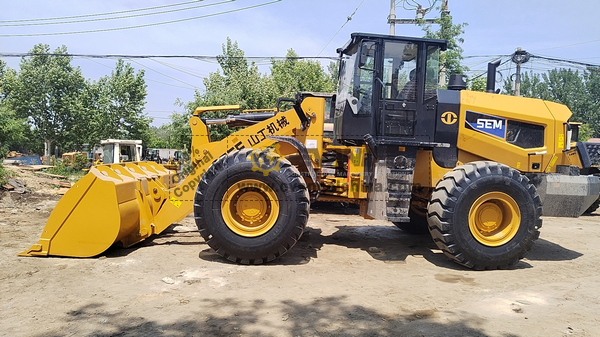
[{"left": 1, "top": 170, "right": 600, "bottom": 336}]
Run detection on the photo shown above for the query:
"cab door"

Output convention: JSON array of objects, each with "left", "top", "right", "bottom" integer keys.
[
  {"left": 378, "top": 42, "right": 440, "bottom": 143},
  {"left": 378, "top": 41, "right": 419, "bottom": 139}
]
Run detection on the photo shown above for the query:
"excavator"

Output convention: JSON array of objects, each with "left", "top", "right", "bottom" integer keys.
[{"left": 20, "top": 33, "right": 600, "bottom": 270}]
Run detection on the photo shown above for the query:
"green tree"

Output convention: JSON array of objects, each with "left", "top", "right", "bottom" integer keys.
[
  {"left": 468, "top": 77, "right": 487, "bottom": 92},
  {"left": 327, "top": 61, "right": 340, "bottom": 91},
  {"left": 147, "top": 124, "right": 171, "bottom": 148},
  {"left": 180, "top": 38, "right": 340, "bottom": 144},
  {"left": 6, "top": 44, "right": 86, "bottom": 161},
  {"left": 84, "top": 59, "right": 150, "bottom": 146},
  {"left": 503, "top": 68, "right": 600, "bottom": 137},
  {"left": 0, "top": 106, "right": 26, "bottom": 157},
  {"left": 168, "top": 110, "right": 194, "bottom": 150},
  {"left": 197, "top": 38, "right": 271, "bottom": 109},
  {"left": 269, "top": 49, "right": 336, "bottom": 99},
  {"left": 582, "top": 68, "right": 600, "bottom": 136},
  {"left": 185, "top": 38, "right": 272, "bottom": 141},
  {"left": 419, "top": 6, "right": 468, "bottom": 82},
  {"left": 0, "top": 60, "right": 27, "bottom": 156}
]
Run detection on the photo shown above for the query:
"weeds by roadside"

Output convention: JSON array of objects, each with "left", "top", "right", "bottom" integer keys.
[
  {"left": 44, "top": 154, "right": 88, "bottom": 181},
  {"left": 0, "top": 162, "right": 12, "bottom": 185}
]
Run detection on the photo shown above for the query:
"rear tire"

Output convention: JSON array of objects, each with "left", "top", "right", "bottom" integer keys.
[
  {"left": 392, "top": 209, "right": 429, "bottom": 235},
  {"left": 194, "top": 148, "right": 310, "bottom": 264},
  {"left": 427, "top": 161, "right": 542, "bottom": 270}
]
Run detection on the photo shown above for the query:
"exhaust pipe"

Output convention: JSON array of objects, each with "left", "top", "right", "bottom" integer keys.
[{"left": 486, "top": 59, "right": 502, "bottom": 93}]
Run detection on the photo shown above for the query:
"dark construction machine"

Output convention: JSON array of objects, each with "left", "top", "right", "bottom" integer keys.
[{"left": 21, "top": 33, "right": 600, "bottom": 270}]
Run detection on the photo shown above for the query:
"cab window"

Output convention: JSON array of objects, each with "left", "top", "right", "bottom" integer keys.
[
  {"left": 424, "top": 45, "right": 440, "bottom": 101},
  {"left": 354, "top": 41, "right": 376, "bottom": 114},
  {"left": 381, "top": 41, "right": 418, "bottom": 101}
]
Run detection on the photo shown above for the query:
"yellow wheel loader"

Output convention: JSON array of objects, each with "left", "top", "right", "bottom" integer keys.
[{"left": 21, "top": 33, "right": 600, "bottom": 270}]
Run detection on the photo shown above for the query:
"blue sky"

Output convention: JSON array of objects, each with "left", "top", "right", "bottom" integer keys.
[{"left": 1, "top": 0, "right": 599, "bottom": 126}]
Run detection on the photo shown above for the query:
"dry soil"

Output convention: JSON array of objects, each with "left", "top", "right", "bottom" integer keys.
[{"left": 1, "top": 179, "right": 599, "bottom": 337}]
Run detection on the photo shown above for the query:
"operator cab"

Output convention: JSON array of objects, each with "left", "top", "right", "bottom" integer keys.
[{"left": 334, "top": 33, "right": 447, "bottom": 145}]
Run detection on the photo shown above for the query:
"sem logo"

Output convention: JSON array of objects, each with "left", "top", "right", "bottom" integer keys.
[
  {"left": 476, "top": 119, "right": 503, "bottom": 130},
  {"left": 465, "top": 111, "right": 506, "bottom": 139},
  {"left": 441, "top": 111, "right": 458, "bottom": 125}
]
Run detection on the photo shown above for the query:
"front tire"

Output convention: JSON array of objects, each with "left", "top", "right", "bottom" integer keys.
[
  {"left": 427, "top": 161, "right": 542, "bottom": 270},
  {"left": 194, "top": 148, "right": 310, "bottom": 264}
]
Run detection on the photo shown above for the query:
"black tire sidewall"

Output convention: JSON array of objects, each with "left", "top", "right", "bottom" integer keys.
[
  {"left": 199, "top": 160, "right": 301, "bottom": 259},
  {"left": 452, "top": 173, "right": 537, "bottom": 262}
]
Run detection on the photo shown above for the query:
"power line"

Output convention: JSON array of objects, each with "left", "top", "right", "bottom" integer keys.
[
  {"left": 0, "top": 1, "right": 283, "bottom": 37},
  {"left": 0, "top": 0, "right": 207, "bottom": 23},
  {"left": 150, "top": 59, "right": 208, "bottom": 79},
  {"left": 125, "top": 59, "right": 201, "bottom": 89},
  {"left": 397, "top": 0, "right": 438, "bottom": 14},
  {"left": 147, "top": 115, "right": 174, "bottom": 120},
  {"left": 81, "top": 57, "right": 197, "bottom": 91},
  {"left": 79, "top": 56, "right": 198, "bottom": 90},
  {"left": 317, "top": 0, "right": 365, "bottom": 56},
  {"left": 0, "top": 53, "right": 339, "bottom": 60},
  {"left": 146, "top": 78, "right": 199, "bottom": 90},
  {"left": 0, "top": 0, "right": 234, "bottom": 27},
  {"left": 532, "top": 38, "right": 600, "bottom": 52},
  {"left": 530, "top": 54, "right": 600, "bottom": 69}
]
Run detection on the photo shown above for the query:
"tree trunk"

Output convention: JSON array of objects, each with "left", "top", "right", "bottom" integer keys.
[{"left": 44, "top": 140, "right": 52, "bottom": 165}]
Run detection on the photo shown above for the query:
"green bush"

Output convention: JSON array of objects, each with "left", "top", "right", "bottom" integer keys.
[
  {"left": 0, "top": 145, "right": 8, "bottom": 160},
  {"left": 0, "top": 163, "right": 11, "bottom": 186},
  {"left": 46, "top": 162, "right": 71, "bottom": 176},
  {"left": 71, "top": 154, "right": 88, "bottom": 171}
]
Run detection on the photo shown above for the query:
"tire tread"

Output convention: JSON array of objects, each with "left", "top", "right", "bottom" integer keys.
[{"left": 427, "top": 161, "right": 542, "bottom": 270}]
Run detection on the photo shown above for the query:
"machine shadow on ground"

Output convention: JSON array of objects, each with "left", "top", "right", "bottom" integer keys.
[
  {"left": 101, "top": 203, "right": 584, "bottom": 271},
  {"left": 35, "top": 296, "right": 514, "bottom": 337}
]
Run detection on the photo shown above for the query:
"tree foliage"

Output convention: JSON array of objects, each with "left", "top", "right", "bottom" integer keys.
[
  {"left": 83, "top": 59, "right": 150, "bottom": 146},
  {"left": 168, "top": 109, "right": 194, "bottom": 150},
  {"left": 146, "top": 125, "right": 171, "bottom": 148},
  {"left": 503, "top": 68, "right": 600, "bottom": 137},
  {"left": 6, "top": 44, "right": 87, "bottom": 158},
  {"left": 270, "top": 49, "right": 336, "bottom": 99},
  {"left": 419, "top": 7, "right": 468, "bottom": 78},
  {"left": 468, "top": 77, "right": 487, "bottom": 92},
  {"left": 0, "top": 60, "right": 28, "bottom": 156},
  {"left": 180, "top": 38, "right": 337, "bottom": 142},
  {"left": 1, "top": 47, "right": 150, "bottom": 157}
]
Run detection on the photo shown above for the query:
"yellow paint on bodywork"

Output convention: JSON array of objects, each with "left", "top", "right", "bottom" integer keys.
[
  {"left": 347, "top": 147, "right": 367, "bottom": 199},
  {"left": 413, "top": 149, "right": 451, "bottom": 188},
  {"left": 193, "top": 105, "right": 241, "bottom": 115},
  {"left": 458, "top": 91, "right": 570, "bottom": 173},
  {"left": 545, "top": 155, "right": 559, "bottom": 173},
  {"left": 20, "top": 98, "right": 317, "bottom": 257}
]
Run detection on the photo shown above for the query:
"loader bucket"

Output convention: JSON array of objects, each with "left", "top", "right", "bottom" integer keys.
[{"left": 19, "top": 162, "right": 176, "bottom": 257}]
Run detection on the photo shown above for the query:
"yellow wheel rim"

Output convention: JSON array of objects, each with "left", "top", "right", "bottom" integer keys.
[
  {"left": 468, "top": 192, "right": 521, "bottom": 247},
  {"left": 221, "top": 179, "right": 279, "bottom": 237}
]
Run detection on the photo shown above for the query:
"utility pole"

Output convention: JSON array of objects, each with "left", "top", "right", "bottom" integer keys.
[
  {"left": 388, "top": 0, "right": 436, "bottom": 35},
  {"left": 438, "top": 0, "right": 450, "bottom": 86},
  {"left": 389, "top": 0, "right": 396, "bottom": 35},
  {"left": 515, "top": 48, "right": 522, "bottom": 96},
  {"left": 511, "top": 47, "right": 531, "bottom": 96}
]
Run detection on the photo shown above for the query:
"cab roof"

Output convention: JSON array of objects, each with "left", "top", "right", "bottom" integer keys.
[{"left": 337, "top": 32, "right": 448, "bottom": 55}]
